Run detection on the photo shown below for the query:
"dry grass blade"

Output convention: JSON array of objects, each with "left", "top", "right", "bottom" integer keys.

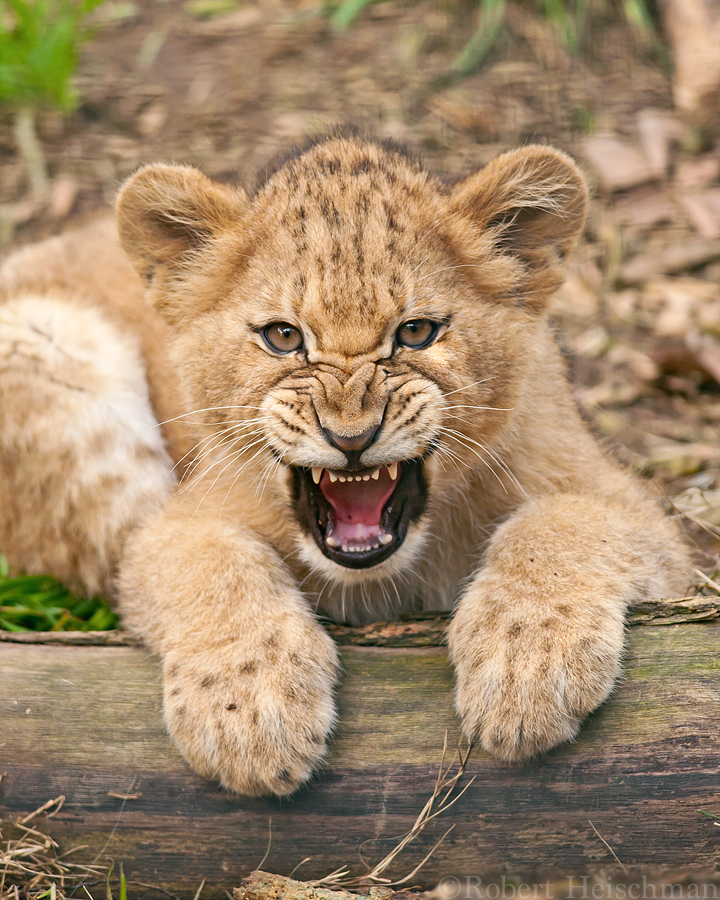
[
  {"left": 1, "top": 799, "right": 108, "bottom": 900},
  {"left": 694, "top": 569, "right": 720, "bottom": 595},
  {"left": 308, "top": 734, "right": 474, "bottom": 890}
]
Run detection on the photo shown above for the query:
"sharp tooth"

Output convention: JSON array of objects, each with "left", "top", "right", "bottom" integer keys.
[
  {"left": 380, "top": 533, "right": 393, "bottom": 545},
  {"left": 328, "top": 472, "right": 338, "bottom": 483},
  {"left": 387, "top": 462, "right": 399, "bottom": 481},
  {"left": 362, "top": 475, "right": 370, "bottom": 481},
  {"left": 371, "top": 468, "right": 380, "bottom": 480},
  {"left": 342, "top": 544, "right": 349, "bottom": 552},
  {"left": 326, "top": 535, "right": 340, "bottom": 548},
  {"left": 311, "top": 468, "right": 323, "bottom": 484}
]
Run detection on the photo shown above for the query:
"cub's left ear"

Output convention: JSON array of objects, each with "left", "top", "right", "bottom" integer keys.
[{"left": 450, "top": 145, "right": 588, "bottom": 310}]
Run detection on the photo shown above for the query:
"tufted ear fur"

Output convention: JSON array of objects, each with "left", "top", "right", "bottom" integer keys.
[
  {"left": 116, "top": 164, "right": 247, "bottom": 324},
  {"left": 450, "top": 145, "right": 588, "bottom": 310}
]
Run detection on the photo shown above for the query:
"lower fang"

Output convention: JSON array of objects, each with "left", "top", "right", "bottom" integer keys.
[
  {"left": 379, "top": 533, "right": 393, "bottom": 545},
  {"left": 326, "top": 535, "right": 340, "bottom": 548}
]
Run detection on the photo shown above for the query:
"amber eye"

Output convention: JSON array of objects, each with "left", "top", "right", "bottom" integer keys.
[
  {"left": 396, "top": 319, "right": 438, "bottom": 349},
  {"left": 262, "top": 322, "right": 304, "bottom": 354}
]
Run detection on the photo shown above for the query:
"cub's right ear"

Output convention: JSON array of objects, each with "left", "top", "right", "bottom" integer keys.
[{"left": 116, "top": 164, "right": 247, "bottom": 322}]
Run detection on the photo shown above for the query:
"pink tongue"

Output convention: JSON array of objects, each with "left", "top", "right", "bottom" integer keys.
[{"left": 319, "top": 468, "right": 397, "bottom": 526}]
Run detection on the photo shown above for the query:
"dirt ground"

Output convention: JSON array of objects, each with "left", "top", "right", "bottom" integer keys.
[{"left": 1, "top": 0, "right": 718, "bottom": 574}]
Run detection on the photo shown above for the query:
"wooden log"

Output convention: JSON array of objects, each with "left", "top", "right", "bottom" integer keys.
[
  {"left": 1, "top": 622, "right": 719, "bottom": 898},
  {"left": 0, "top": 596, "right": 718, "bottom": 648}
]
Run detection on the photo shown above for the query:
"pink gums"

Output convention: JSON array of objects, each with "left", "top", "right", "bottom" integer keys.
[{"left": 319, "top": 467, "right": 399, "bottom": 547}]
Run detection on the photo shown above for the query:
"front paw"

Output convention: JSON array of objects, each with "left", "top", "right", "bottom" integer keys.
[
  {"left": 163, "top": 623, "right": 339, "bottom": 797},
  {"left": 448, "top": 596, "right": 624, "bottom": 762}
]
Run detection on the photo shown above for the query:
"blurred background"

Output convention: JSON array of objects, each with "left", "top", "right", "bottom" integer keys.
[{"left": 1, "top": 0, "right": 719, "bottom": 574}]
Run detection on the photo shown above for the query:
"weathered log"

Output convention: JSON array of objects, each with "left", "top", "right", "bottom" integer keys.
[
  {"left": 1, "top": 622, "right": 719, "bottom": 899},
  {"left": 0, "top": 596, "right": 717, "bottom": 648}
]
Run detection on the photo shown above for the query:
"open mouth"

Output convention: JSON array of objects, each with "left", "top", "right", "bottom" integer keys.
[{"left": 292, "top": 459, "right": 427, "bottom": 569}]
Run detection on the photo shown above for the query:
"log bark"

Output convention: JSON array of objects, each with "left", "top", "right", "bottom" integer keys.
[
  {"left": 0, "top": 597, "right": 717, "bottom": 648},
  {"left": 1, "top": 622, "right": 719, "bottom": 898}
]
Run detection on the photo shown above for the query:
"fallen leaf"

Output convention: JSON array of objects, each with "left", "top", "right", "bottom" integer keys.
[
  {"left": 607, "top": 344, "right": 661, "bottom": 381},
  {"left": 686, "top": 330, "right": 720, "bottom": 384},
  {"left": 572, "top": 326, "right": 611, "bottom": 358},
  {"left": 583, "top": 134, "right": 654, "bottom": 192},
  {"left": 679, "top": 189, "right": 720, "bottom": 239},
  {"left": 676, "top": 155, "right": 720, "bottom": 190},
  {"left": 138, "top": 101, "right": 168, "bottom": 139},
  {"left": 611, "top": 189, "right": 676, "bottom": 228},
  {"left": 553, "top": 269, "right": 600, "bottom": 319},
  {"left": 660, "top": 0, "right": 720, "bottom": 120},
  {"left": 636, "top": 108, "right": 685, "bottom": 179},
  {"left": 619, "top": 238, "right": 720, "bottom": 285},
  {"left": 49, "top": 175, "right": 79, "bottom": 219}
]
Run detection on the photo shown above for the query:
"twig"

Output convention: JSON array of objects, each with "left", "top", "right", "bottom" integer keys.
[
  {"left": 588, "top": 819, "right": 628, "bottom": 873},
  {"left": 89, "top": 776, "right": 137, "bottom": 867},
  {"left": 255, "top": 819, "right": 272, "bottom": 872},
  {"left": 694, "top": 569, "right": 720, "bottom": 596},
  {"left": 18, "top": 796, "right": 65, "bottom": 825},
  {"left": 308, "top": 733, "right": 474, "bottom": 890}
]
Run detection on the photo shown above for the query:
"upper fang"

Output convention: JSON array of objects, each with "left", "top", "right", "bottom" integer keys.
[
  {"left": 387, "top": 462, "right": 399, "bottom": 481},
  {"left": 311, "top": 468, "right": 323, "bottom": 484}
]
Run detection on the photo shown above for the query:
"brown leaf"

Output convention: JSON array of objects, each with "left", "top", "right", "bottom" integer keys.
[
  {"left": 686, "top": 330, "right": 720, "bottom": 384},
  {"left": 619, "top": 238, "right": 720, "bottom": 285},
  {"left": 49, "top": 175, "right": 79, "bottom": 219},
  {"left": 679, "top": 189, "right": 720, "bottom": 239},
  {"left": 660, "top": 0, "right": 720, "bottom": 119},
  {"left": 583, "top": 134, "right": 654, "bottom": 192},
  {"left": 636, "top": 108, "right": 685, "bottom": 180}
]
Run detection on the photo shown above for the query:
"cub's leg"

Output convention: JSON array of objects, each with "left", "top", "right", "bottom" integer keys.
[
  {"left": 118, "top": 503, "right": 340, "bottom": 797},
  {"left": 0, "top": 295, "right": 173, "bottom": 596},
  {"left": 447, "top": 491, "right": 690, "bottom": 761}
]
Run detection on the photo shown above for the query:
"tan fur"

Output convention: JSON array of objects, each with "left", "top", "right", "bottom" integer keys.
[{"left": 0, "top": 137, "right": 691, "bottom": 796}]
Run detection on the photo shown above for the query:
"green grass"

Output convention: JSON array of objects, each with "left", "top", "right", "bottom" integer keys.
[
  {"left": 0, "top": 0, "right": 107, "bottom": 195},
  {"left": 0, "top": 553, "right": 118, "bottom": 632},
  {"left": 0, "top": 0, "right": 106, "bottom": 113}
]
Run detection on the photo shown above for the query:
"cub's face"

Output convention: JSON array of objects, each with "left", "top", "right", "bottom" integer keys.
[{"left": 117, "top": 138, "right": 587, "bottom": 581}]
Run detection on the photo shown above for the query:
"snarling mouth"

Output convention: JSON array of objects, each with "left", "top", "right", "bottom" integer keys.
[{"left": 292, "top": 459, "right": 427, "bottom": 569}]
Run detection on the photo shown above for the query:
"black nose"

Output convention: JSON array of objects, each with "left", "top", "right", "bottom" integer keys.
[{"left": 323, "top": 424, "right": 379, "bottom": 464}]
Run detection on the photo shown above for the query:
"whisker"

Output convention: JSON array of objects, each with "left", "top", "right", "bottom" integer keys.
[
  {"left": 439, "top": 426, "right": 527, "bottom": 500},
  {"left": 154, "top": 404, "right": 265, "bottom": 427},
  {"left": 442, "top": 404, "right": 514, "bottom": 412},
  {"left": 180, "top": 425, "right": 269, "bottom": 485},
  {"left": 191, "top": 441, "right": 271, "bottom": 517},
  {"left": 442, "top": 378, "right": 494, "bottom": 397},
  {"left": 438, "top": 428, "right": 510, "bottom": 495}
]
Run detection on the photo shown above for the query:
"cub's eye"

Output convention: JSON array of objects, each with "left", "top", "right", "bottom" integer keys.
[
  {"left": 396, "top": 319, "right": 439, "bottom": 349},
  {"left": 262, "top": 322, "right": 304, "bottom": 354}
]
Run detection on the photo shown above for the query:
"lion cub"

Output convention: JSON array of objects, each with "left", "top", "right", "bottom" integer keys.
[{"left": 0, "top": 137, "right": 690, "bottom": 796}]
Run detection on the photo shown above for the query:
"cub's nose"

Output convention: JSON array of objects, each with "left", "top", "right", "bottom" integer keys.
[{"left": 323, "top": 424, "right": 379, "bottom": 458}]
